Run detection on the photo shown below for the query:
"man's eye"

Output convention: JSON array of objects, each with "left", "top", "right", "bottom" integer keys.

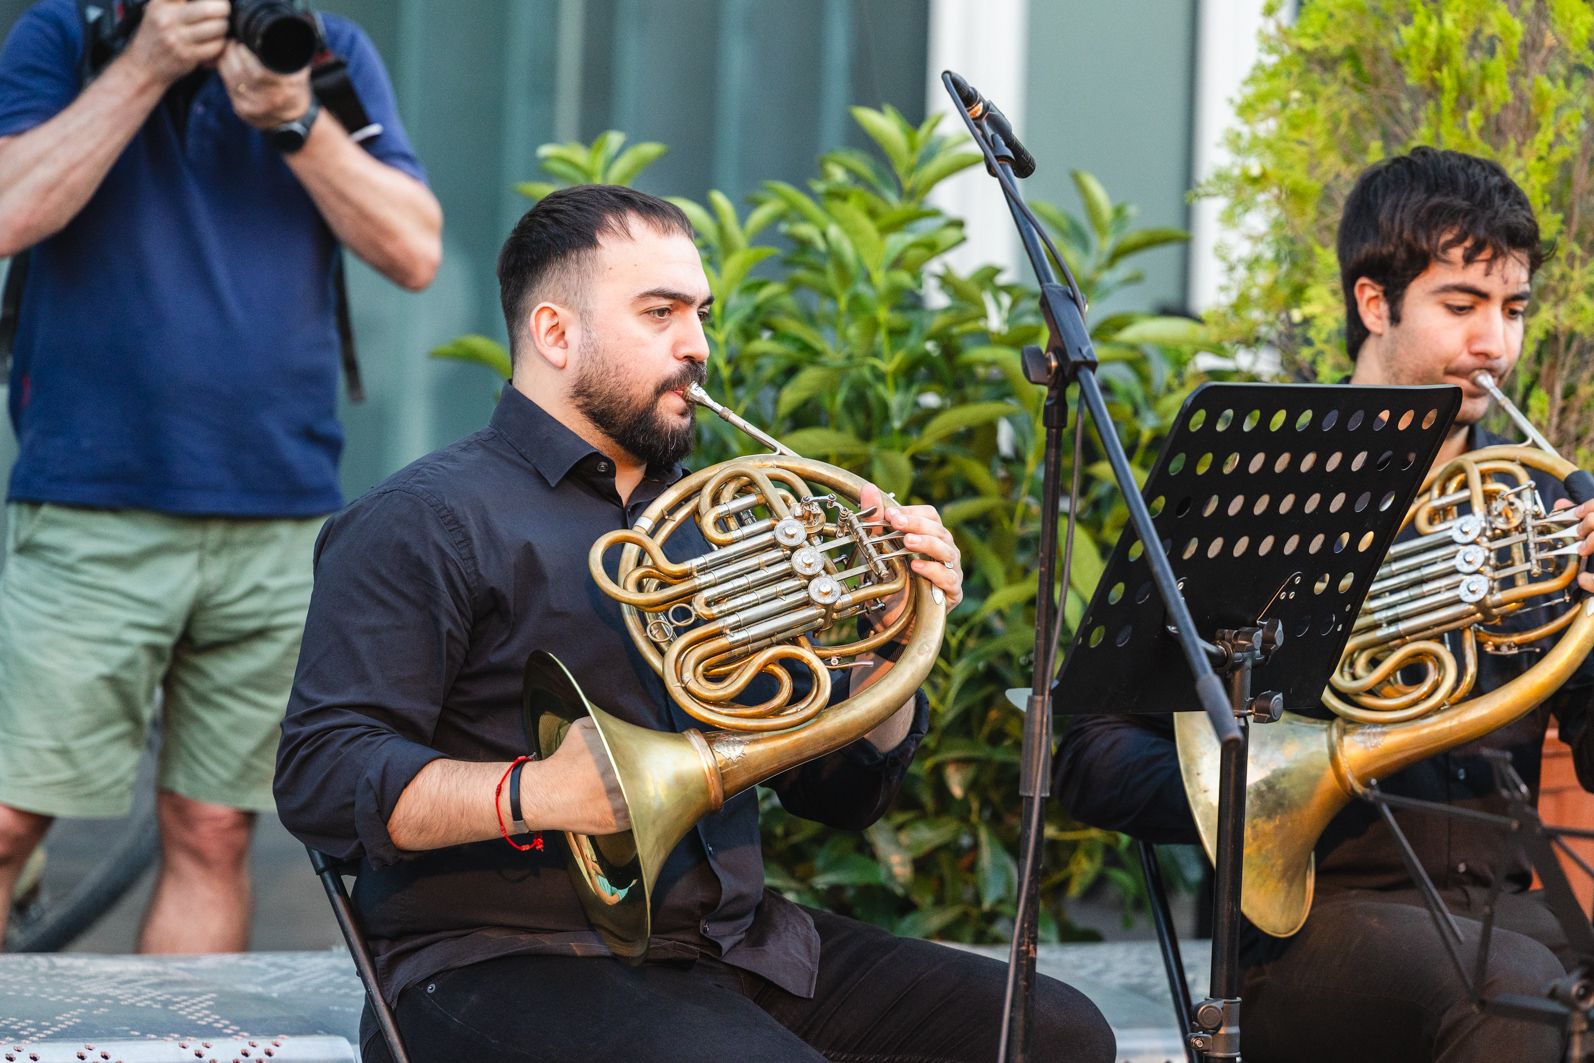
[
  {"left": 697, "top": 308, "right": 711, "bottom": 322},
  {"left": 647, "top": 307, "right": 672, "bottom": 319},
  {"left": 1507, "top": 305, "right": 1527, "bottom": 320},
  {"left": 1445, "top": 304, "right": 1471, "bottom": 315}
]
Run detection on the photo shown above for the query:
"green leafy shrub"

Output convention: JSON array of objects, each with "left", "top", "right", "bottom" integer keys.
[
  {"left": 435, "top": 110, "right": 1211, "bottom": 941},
  {"left": 1202, "top": 0, "right": 1594, "bottom": 462}
]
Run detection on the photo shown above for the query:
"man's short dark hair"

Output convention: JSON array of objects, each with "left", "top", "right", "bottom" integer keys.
[
  {"left": 497, "top": 185, "right": 695, "bottom": 364},
  {"left": 1337, "top": 147, "right": 1549, "bottom": 359}
]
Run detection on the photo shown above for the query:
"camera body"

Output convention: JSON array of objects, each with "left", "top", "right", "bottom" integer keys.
[{"left": 84, "top": 0, "right": 321, "bottom": 78}]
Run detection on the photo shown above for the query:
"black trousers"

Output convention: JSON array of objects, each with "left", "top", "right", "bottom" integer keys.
[
  {"left": 362, "top": 906, "right": 1116, "bottom": 1062},
  {"left": 1242, "top": 887, "right": 1575, "bottom": 1063}
]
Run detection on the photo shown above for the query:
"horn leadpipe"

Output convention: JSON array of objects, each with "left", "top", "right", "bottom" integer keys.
[
  {"left": 686, "top": 383, "right": 799, "bottom": 457},
  {"left": 1475, "top": 371, "right": 1594, "bottom": 505}
]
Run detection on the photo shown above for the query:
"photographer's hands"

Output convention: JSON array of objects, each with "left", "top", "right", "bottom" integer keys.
[
  {"left": 124, "top": 0, "right": 231, "bottom": 85},
  {"left": 219, "top": 42, "right": 314, "bottom": 130}
]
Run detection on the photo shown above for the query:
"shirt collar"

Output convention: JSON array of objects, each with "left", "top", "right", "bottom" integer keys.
[{"left": 488, "top": 385, "right": 689, "bottom": 489}]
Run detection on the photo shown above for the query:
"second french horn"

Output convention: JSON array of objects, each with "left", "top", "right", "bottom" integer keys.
[{"left": 1175, "top": 373, "right": 1594, "bottom": 937}]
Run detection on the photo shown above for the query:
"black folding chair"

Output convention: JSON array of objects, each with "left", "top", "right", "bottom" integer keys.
[{"left": 307, "top": 847, "right": 412, "bottom": 1063}]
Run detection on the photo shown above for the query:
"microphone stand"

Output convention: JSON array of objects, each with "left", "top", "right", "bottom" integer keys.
[{"left": 936, "top": 72, "right": 1242, "bottom": 1063}]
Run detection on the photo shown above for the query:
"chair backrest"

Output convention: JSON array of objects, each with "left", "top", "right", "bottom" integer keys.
[{"left": 307, "top": 847, "right": 412, "bottom": 1063}]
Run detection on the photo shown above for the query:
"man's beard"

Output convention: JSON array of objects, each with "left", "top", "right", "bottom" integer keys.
[{"left": 571, "top": 338, "right": 705, "bottom": 472}]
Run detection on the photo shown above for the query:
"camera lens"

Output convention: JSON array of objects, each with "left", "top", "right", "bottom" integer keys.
[{"left": 232, "top": 0, "right": 318, "bottom": 74}]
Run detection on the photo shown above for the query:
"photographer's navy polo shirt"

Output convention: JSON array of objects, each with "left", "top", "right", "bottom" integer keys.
[{"left": 0, "top": 0, "right": 427, "bottom": 516}]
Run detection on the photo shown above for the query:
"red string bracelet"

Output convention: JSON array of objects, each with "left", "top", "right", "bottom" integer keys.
[{"left": 495, "top": 756, "right": 544, "bottom": 852}]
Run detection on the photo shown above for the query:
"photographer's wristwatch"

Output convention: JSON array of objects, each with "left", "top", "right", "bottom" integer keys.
[{"left": 267, "top": 97, "right": 322, "bottom": 154}]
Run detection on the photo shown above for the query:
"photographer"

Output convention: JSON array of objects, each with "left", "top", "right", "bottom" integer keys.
[{"left": 0, "top": 0, "right": 440, "bottom": 952}]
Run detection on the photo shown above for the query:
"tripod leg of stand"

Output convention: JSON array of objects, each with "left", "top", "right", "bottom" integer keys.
[{"left": 1137, "top": 839, "right": 1198, "bottom": 1063}]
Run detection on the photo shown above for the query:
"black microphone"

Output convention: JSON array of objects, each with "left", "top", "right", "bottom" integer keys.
[{"left": 947, "top": 71, "right": 1037, "bottom": 179}]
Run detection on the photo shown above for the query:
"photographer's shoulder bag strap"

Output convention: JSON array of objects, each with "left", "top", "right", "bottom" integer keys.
[
  {"left": 0, "top": 250, "right": 28, "bottom": 382},
  {"left": 309, "top": 14, "right": 384, "bottom": 404}
]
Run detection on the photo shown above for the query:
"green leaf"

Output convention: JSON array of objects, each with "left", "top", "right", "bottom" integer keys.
[
  {"left": 1072, "top": 170, "right": 1114, "bottom": 242},
  {"left": 715, "top": 246, "right": 776, "bottom": 302},
  {"left": 775, "top": 364, "right": 842, "bottom": 419},
  {"left": 587, "top": 130, "right": 626, "bottom": 177},
  {"left": 1066, "top": 528, "right": 1105, "bottom": 598},
  {"left": 895, "top": 905, "right": 971, "bottom": 940},
  {"left": 514, "top": 181, "right": 561, "bottom": 203},
  {"left": 973, "top": 576, "right": 1040, "bottom": 623},
  {"left": 708, "top": 190, "right": 745, "bottom": 254},
  {"left": 870, "top": 450, "right": 913, "bottom": 499},
  {"left": 850, "top": 105, "right": 913, "bottom": 175},
  {"left": 762, "top": 180, "right": 832, "bottom": 230},
  {"left": 939, "top": 496, "right": 1006, "bottom": 527},
  {"left": 897, "top": 818, "right": 964, "bottom": 858},
  {"left": 668, "top": 197, "right": 720, "bottom": 249},
  {"left": 1107, "top": 226, "right": 1190, "bottom": 266},
  {"left": 429, "top": 335, "right": 511, "bottom": 378},
  {"left": 976, "top": 823, "right": 1018, "bottom": 909},
  {"left": 1111, "top": 315, "right": 1210, "bottom": 346},
  {"left": 906, "top": 401, "right": 1016, "bottom": 455},
  {"left": 809, "top": 852, "right": 889, "bottom": 889},
  {"left": 911, "top": 149, "right": 985, "bottom": 196},
  {"left": 866, "top": 820, "right": 915, "bottom": 887},
  {"left": 606, "top": 141, "right": 668, "bottom": 186},
  {"left": 828, "top": 200, "right": 885, "bottom": 273},
  {"left": 782, "top": 427, "right": 869, "bottom": 458}
]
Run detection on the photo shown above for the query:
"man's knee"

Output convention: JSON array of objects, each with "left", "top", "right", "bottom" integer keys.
[
  {"left": 0, "top": 805, "right": 50, "bottom": 867},
  {"left": 156, "top": 793, "right": 254, "bottom": 868},
  {"left": 1033, "top": 973, "right": 1117, "bottom": 1063},
  {"left": 1472, "top": 928, "right": 1567, "bottom": 1001}
]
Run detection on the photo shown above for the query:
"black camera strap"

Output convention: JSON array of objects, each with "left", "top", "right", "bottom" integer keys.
[{"left": 0, "top": 2, "right": 375, "bottom": 401}]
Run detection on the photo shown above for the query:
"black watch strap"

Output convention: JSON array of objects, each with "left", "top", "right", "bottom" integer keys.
[{"left": 267, "top": 96, "right": 321, "bottom": 154}]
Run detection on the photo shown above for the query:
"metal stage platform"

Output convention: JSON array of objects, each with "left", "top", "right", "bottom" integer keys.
[{"left": 0, "top": 941, "right": 1207, "bottom": 1062}]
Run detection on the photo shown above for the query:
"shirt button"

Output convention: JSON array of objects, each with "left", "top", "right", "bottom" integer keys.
[
  {"left": 701, "top": 921, "right": 710, "bottom": 935},
  {"left": 1457, "top": 768, "right": 1467, "bottom": 781},
  {"left": 1457, "top": 862, "right": 1468, "bottom": 874},
  {"left": 596, "top": 460, "right": 610, "bottom": 473}
]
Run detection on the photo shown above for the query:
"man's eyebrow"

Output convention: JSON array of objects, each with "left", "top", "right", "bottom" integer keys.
[
  {"left": 635, "top": 288, "right": 715, "bottom": 309},
  {"left": 1428, "top": 282, "right": 1531, "bottom": 302}
]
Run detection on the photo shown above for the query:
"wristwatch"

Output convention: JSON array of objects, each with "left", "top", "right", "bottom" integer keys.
[{"left": 266, "top": 97, "right": 322, "bottom": 154}]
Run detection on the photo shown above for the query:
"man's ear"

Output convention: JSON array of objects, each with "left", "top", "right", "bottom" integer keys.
[
  {"left": 1353, "top": 276, "right": 1391, "bottom": 338},
  {"left": 527, "top": 302, "right": 575, "bottom": 369}
]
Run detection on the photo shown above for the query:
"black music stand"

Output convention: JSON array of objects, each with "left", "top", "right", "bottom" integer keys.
[
  {"left": 1365, "top": 753, "right": 1594, "bottom": 1062},
  {"left": 1055, "top": 380, "right": 1460, "bottom": 1060}
]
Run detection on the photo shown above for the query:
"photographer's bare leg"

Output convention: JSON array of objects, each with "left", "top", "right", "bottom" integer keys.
[
  {"left": 137, "top": 792, "right": 254, "bottom": 953},
  {"left": 0, "top": 804, "right": 50, "bottom": 946}
]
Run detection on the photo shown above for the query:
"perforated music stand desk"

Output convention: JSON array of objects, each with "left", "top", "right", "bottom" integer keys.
[
  {"left": 1056, "top": 382, "right": 1460, "bottom": 717},
  {"left": 1054, "top": 381, "right": 1460, "bottom": 1062}
]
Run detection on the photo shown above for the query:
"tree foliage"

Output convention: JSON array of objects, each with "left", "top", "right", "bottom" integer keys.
[{"left": 1203, "top": 0, "right": 1594, "bottom": 462}]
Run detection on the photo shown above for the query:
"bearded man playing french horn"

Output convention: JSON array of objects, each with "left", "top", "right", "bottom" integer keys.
[
  {"left": 274, "top": 185, "right": 1116, "bottom": 1062},
  {"left": 1057, "top": 147, "right": 1594, "bottom": 1063}
]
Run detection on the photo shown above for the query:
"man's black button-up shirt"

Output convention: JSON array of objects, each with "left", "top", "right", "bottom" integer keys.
[{"left": 275, "top": 386, "right": 929, "bottom": 1002}]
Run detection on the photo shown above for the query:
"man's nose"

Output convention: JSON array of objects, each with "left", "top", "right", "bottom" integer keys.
[
  {"left": 678, "top": 314, "right": 710, "bottom": 363},
  {"left": 1470, "top": 308, "right": 1509, "bottom": 358}
]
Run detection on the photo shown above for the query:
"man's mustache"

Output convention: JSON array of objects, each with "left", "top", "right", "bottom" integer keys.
[{"left": 658, "top": 362, "right": 708, "bottom": 396}]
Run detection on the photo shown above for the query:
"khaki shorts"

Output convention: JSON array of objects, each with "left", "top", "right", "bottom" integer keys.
[{"left": 0, "top": 503, "right": 323, "bottom": 817}]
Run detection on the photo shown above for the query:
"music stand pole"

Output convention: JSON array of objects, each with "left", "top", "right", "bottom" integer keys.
[{"left": 937, "top": 71, "right": 1241, "bottom": 1063}]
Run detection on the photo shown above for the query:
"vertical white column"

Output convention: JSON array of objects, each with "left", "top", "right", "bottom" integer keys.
[
  {"left": 924, "top": 0, "right": 1028, "bottom": 283},
  {"left": 1187, "top": 0, "right": 1278, "bottom": 316}
]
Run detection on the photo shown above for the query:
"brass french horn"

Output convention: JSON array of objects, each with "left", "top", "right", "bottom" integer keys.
[
  {"left": 1175, "top": 373, "right": 1594, "bottom": 936},
  {"left": 525, "top": 384, "right": 946, "bottom": 961}
]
